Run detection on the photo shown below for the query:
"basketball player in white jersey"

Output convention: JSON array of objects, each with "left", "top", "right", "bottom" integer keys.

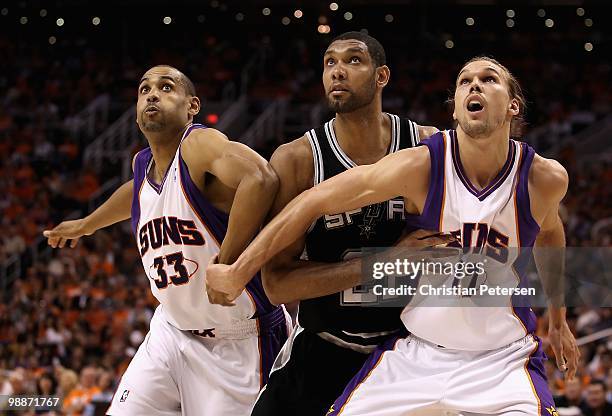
[
  {"left": 43, "top": 65, "right": 289, "bottom": 415},
  {"left": 206, "top": 57, "right": 579, "bottom": 415}
]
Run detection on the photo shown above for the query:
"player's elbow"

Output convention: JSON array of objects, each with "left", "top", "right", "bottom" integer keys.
[
  {"left": 251, "top": 163, "right": 280, "bottom": 195},
  {"left": 261, "top": 265, "right": 292, "bottom": 305}
]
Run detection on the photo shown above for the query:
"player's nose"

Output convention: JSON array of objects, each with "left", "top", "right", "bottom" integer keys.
[{"left": 331, "top": 65, "right": 347, "bottom": 81}]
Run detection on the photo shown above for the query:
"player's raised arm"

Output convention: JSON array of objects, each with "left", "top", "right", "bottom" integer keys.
[
  {"left": 530, "top": 154, "right": 579, "bottom": 380},
  {"left": 181, "top": 127, "right": 279, "bottom": 266},
  {"left": 43, "top": 179, "right": 133, "bottom": 248},
  {"left": 206, "top": 145, "right": 430, "bottom": 300}
]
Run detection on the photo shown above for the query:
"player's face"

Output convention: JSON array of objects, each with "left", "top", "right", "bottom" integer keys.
[
  {"left": 136, "top": 66, "right": 195, "bottom": 133},
  {"left": 453, "top": 60, "right": 519, "bottom": 139},
  {"left": 322, "top": 40, "right": 377, "bottom": 113}
]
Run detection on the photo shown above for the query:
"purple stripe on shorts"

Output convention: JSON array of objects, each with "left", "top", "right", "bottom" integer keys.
[
  {"left": 257, "top": 307, "right": 288, "bottom": 387},
  {"left": 405, "top": 132, "right": 446, "bottom": 232},
  {"left": 131, "top": 148, "right": 151, "bottom": 235},
  {"left": 328, "top": 334, "right": 403, "bottom": 415},
  {"left": 526, "top": 337, "right": 557, "bottom": 415}
]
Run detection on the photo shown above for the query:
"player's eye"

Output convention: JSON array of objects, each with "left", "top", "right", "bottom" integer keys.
[
  {"left": 349, "top": 56, "right": 361, "bottom": 63},
  {"left": 162, "top": 84, "right": 172, "bottom": 91},
  {"left": 326, "top": 58, "right": 335, "bottom": 65},
  {"left": 459, "top": 78, "right": 470, "bottom": 85},
  {"left": 140, "top": 86, "right": 149, "bottom": 94},
  {"left": 484, "top": 76, "right": 496, "bottom": 83}
]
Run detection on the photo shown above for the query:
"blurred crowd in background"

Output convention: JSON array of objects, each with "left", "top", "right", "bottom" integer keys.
[{"left": 1, "top": 2, "right": 610, "bottom": 415}]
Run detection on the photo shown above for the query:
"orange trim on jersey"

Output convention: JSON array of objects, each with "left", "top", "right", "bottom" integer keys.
[
  {"left": 510, "top": 265, "right": 529, "bottom": 336},
  {"left": 524, "top": 338, "right": 542, "bottom": 415},
  {"left": 338, "top": 338, "right": 402, "bottom": 415},
  {"left": 177, "top": 162, "right": 221, "bottom": 248},
  {"left": 438, "top": 132, "right": 448, "bottom": 231},
  {"left": 513, "top": 142, "right": 526, "bottom": 249},
  {"left": 256, "top": 318, "right": 264, "bottom": 389},
  {"left": 510, "top": 144, "right": 528, "bottom": 337}
]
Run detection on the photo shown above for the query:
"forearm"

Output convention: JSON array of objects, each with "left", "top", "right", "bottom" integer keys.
[
  {"left": 83, "top": 180, "right": 133, "bottom": 233},
  {"left": 534, "top": 218, "right": 566, "bottom": 321},
  {"left": 233, "top": 189, "right": 320, "bottom": 282},
  {"left": 218, "top": 173, "right": 278, "bottom": 265},
  {"left": 264, "top": 259, "right": 362, "bottom": 305}
]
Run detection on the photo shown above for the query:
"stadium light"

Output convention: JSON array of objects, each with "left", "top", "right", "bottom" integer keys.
[
  {"left": 545, "top": 19, "right": 554, "bottom": 28},
  {"left": 49, "top": 36, "right": 56, "bottom": 45},
  {"left": 294, "top": 10, "right": 303, "bottom": 19},
  {"left": 585, "top": 18, "right": 593, "bottom": 27},
  {"left": 206, "top": 114, "right": 219, "bottom": 124},
  {"left": 20, "top": 16, "right": 27, "bottom": 24},
  {"left": 465, "top": 17, "right": 474, "bottom": 26},
  {"left": 318, "top": 24, "right": 331, "bottom": 34},
  {"left": 235, "top": 13, "right": 244, "bottom": 22},
  {"left": 40, "top": 9, "right": 47, "bottom": 17},
  {"left": 330, "top": 3, "right": 339, "bottom": 11},
  {"left": 537, "top": 9, "right": 546, "bottom": 18},
  {"left": 262, "top": 8, "right": 271, "bottom": 16},
  {"left": 577, "top": 8, "right": 585, "bottom": 17},
  {"left": 506, "top": 10, "right": 515, "bottom": 18},
  {"left": 281, "top": 16, "right": 290, "bottom": 25},
  {"left": 318, "top": 16, "right": 328, "bottom": 24},
  {"left": 56, "top": 18, "right": 64, "bottom": 27},
  {"left": 1, "top": 8, "right": 7, "bottom": 16},
  {"left": 344, "top": 12, "right": 352, "bottom": 21},
  {"left": 385, "top": 14, "right": 393, "bottom": 23},
  {"left": 506, "top": 19, "right": 514, "bottom": 28},
  {"left": 445, "top": 40, "right": 454, "bottom": 49},
  {"left": 584, "top": 42, "right": 593, "bottom": 52},
  {"left": 92, "top": 17, "right": 101, "bottom": 26}
]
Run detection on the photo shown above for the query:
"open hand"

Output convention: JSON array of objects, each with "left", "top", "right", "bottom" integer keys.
[
  {"left": 549, "top": 321, "right": 580, "bottom": 380},
  {"left": 43, "top": 219, "right": 92, "bottom": 248}
]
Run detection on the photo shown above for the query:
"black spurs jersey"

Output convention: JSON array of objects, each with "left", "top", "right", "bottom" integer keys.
[{"left": 299, "top": 113, "right": 420, "bottom": 352}]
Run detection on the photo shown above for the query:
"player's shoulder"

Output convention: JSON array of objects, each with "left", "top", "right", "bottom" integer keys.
[
  {"left": 269, "top": 135, "right": 314, "bottom": 189},
  {"left": 270, "top": 135, "right": 313, "bottom": 171},
  {"left": 182, "top": 126, "right": 227, "bottom": 148},
  {"left": 416, "top": 124, "right": 439, "bottom": 141},
  {"left": 529, "top": 153, "right": 569, "bottom": 201}
]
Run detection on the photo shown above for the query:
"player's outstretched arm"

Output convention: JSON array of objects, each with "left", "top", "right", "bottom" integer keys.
[
  {"left": 181, "top": 127, "right": 279, "bottom": 270},
  {"left": 43, "top": 179, "right": 133, "bottom": 248},
  {"left": 531, "top": 154, "right": 579, "bottom": 380},
  {"left": 206, "top": 145, "right": 430, "bottom": 300}
]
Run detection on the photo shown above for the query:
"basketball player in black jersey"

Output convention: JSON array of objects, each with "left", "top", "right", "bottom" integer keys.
[{"left": 207, "top": 32, "right": 451, "bottom": 416}]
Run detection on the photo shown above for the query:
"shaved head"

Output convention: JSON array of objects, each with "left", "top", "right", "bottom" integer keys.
[{"left": 142, "top": 65, "right": 196, "bottom": 97}]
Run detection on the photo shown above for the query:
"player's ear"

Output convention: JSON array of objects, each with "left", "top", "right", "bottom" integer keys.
[
  {"left": 508, "top": 98, "right": 519, "bottom": 117},
  {"left": 376, "top": 65, "right": 390, "bottom": 88},
  {"left": 188, "top": 96, "right": 200, "bottom": 117}
]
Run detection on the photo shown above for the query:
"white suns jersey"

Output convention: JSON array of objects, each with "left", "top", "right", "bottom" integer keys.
[
  {"left": 131, "top": 124, "right": 272, "bottom": 330},
  {"left": 404, "top": 130, "right": 540, "bottom": 350}
]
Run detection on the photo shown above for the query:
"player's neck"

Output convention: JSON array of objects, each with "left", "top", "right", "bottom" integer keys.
[
  {"left": 145, "top": 126, "right": 187, "bottom": 181},
  {"left": 333, "top": 104, "right": 391, "bottom": 165},
  {"left": 455, "top": 127, "right": 510, "bottom": 191}
]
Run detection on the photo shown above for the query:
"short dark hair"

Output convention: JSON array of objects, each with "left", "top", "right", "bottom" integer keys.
[
  {"left": 146, "top": 65, "right": 197, "bottom": 96},
  {"left": 589, "top": 379, "right": 606, "bottom": 390},
  {"left": 330, "top": 31, "right": 386, "bottom": 68}
]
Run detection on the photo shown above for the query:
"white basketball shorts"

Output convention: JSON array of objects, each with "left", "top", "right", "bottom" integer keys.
[
  {"left": 107, "top": 304, "right": 290, "bottom": 416},
  {"left": 327, "top": 333, "right": 557, "bottom": 416}
]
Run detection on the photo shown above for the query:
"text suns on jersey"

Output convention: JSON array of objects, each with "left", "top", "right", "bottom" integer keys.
[{"left": 138, "top": 216, "right": 205, "bottom": 290}]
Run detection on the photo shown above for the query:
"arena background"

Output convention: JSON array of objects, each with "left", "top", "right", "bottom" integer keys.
[{"left": 1, "top": 0, "right": 610, "bottom": 414}]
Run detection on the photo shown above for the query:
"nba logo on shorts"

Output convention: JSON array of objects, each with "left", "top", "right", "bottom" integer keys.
[{"left": 120, "top": 390, "right": 130, "bottom": 402}]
